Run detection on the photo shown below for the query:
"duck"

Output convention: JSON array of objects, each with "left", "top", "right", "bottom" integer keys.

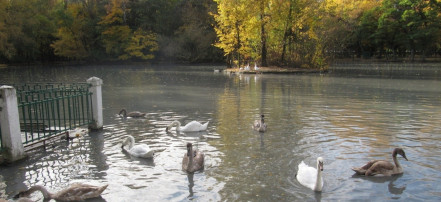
[
  {"left": 119, "top": 109, "right": 146, "bottom": 118},
  {"left": 14, "top": 183, "right": 108, "bottom": 201},
  {"left": 253, "top": 115, "right": 267, "bottom": 132},
  {"left": 352, "top": 148, "right": 408, "bottom": 176},
  {"left": 166, "top": 120, "right": 209, "bottom": 132},
  {"left": 182, "top": 143, "right": 204, "bottom": 173},
  {"left": 121, "top": 135, "right": 155, "bottom": 158},
  {"left": 296, "top": 157, "right": 324, "bottom": 192}
]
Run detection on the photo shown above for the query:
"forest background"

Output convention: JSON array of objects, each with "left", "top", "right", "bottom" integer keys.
[{"left": 0, "top": 0, "right": 440, "bottom": 69}]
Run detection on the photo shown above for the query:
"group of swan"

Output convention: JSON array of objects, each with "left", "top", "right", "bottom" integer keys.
[
  {"left": 121, "top": 119, "right": 208, "bottom": 173},
  {"left": 118, "top": 109, "right": 207, "bottom": 171},
  {"left": 239, "top": 63, "right": 260, "bottom": 71},
  {"left": 297, "top": 148, "right": 408, "bottom": 192},
  {"left": 13, "top": 109, "right": 409, "bottom": 200}
]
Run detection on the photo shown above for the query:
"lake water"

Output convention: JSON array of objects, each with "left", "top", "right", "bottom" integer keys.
[{"left": 1, "top": 64, "right": 441, "bottom": 201}]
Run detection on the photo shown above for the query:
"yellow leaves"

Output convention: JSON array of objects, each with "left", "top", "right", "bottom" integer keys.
[
  {"left": 101, "top": 25, "right": 131, "bottom": 56},
  {"left": 119, "top": 29, "right": 159, "bottom": 60},
  {"left": 100, "top": 0, "right": 126, "bottom": 26},
  {"left": 99, "top": 0, "right": 157, "bottom": 60},
  {"left": 213, "top": 0, "right": 269, "bottom": 64},
  {"left": 51, "top": 27, "right": 89, "bottom": 59},
  {"left": 324, "top": 0, "right": 380, "bottom": 20},
  {"left": 51, "top": 2, "right": 91, "bottom": 59}
]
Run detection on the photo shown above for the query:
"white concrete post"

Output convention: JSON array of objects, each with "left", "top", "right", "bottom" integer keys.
[
  {"left": 87, "top": 77, "right": 103, "bottom": 130},
  {"left": 0, "top": 85, "right": 26, "bottom": 162}
]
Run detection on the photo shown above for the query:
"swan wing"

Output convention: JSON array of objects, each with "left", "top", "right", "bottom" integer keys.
[
  {"left": 129, "top": 144, "right": 154, "bottom": 158},
  {"left": 365, "top": 160, "right": 395, "bottom": 176},
  {"left": 182, "top": 153, "right": 189, "bottom": 171},
  {"left": 193, "top": 150, "right": 205, "bottom": 171},
  {"left": 127, "top": 111, "right": 145, "bottom": 117},
  {"left": 296, "top": 161, "right": 318, "bottom": 190},
  {"left": 253, "top": 120, "right": 261, "bottom": 129},
  {"left": 351, "top": 160, "right": 382, "bottom": 175},
  {"left": 55, "top": 184, "right": 108, "bottom": 201}
]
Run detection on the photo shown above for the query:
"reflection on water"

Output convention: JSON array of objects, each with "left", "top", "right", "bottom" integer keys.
[
  {"left": 1, "top": 64, "right": 441, "bottom": 201},
  {"left": 352, "top": 174, "right": 406, "bottom": 195}
]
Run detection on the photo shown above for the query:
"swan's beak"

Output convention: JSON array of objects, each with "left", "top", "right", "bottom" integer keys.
[
  {"left": 403, "top": 155, "right": 408, "bottom": 161},
  {"left": 319, "top": 162, "right": 323, "bottom": 171}
]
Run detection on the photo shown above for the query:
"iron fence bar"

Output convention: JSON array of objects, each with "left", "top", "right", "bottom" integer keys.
[{"left": 10, "top": 82, "right": 93, "bottom": 146}]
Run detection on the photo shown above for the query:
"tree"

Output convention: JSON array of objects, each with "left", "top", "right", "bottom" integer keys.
[
  {"left": 51, "top": 1, "right": 103, "bottom": 60},
  {"left": 99, "top": 0, "right": 131, "bottom": 59},
  {"left": 100, "top": 0, "right": 158, "bottom": 60},
  {"left": 0, "top": 0, "right": 57, "bottom": 62},
  {"left": 119, "top": 29, "right": 158, "bottom": 60}
]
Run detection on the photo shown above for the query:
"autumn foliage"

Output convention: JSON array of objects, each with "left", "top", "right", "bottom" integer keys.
[{"left": 0, "top": 0, "right": 440, "bottom": 67}]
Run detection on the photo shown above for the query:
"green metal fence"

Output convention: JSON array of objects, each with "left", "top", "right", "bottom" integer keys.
[
  {"left": 0, "top": 125, "right": 3, "bottom": 152},
  {"left": 14, "top": 83, "right": 93, "bottom": 145}
]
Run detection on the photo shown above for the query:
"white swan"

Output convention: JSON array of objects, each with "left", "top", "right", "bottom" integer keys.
[
  {"left": 121, "top": 135, "right": 155, "bottom": 158},
  {"left": 296, "top": 157, "right": 324, "bottom": 192},
  {"left": 254, "top": 63, "right": 259, "bottom": 71},
  {"left": 253, "top": 115, "right": 267, "bottom": 132},
  {"left": 166, "top": 120, "right": 209, "bottom": 132}
]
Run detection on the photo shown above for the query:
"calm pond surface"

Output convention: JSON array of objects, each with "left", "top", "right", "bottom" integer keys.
[{"left": 1, "top": 64, "right": 441, "bottom": 201}]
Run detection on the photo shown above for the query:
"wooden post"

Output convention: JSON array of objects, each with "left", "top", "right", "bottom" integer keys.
[
  {"left": 87, "top": 77, "right": 103, "bottom": 130},
  {"left": 0, "top": 85, "right": 26, "bottom": 162}
]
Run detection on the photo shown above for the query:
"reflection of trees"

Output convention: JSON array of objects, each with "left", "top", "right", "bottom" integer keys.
[
  {"left": 314, "top": 77, "right": 441, "bottom": 156},
  {"left": 214, "top": 74, "right": 327, "bottom": 200},
  {"left": 212, "top": 74, "right": 438, "bottom": 200}
]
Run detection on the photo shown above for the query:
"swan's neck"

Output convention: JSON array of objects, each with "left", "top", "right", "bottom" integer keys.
[
  {"left": 29, "top": 185, "right": 52, "bottom": 199},
  {"left": 125, "top": 136, "right": 135, "bottom": 149},
  {"left": 187, "top": 148, "right": 194, "bottom": 169},
  {"left": 171, "top": 121, "right": 181, "bottom": 131},
  {"left": 315, "top": 168, "right": 323, "bottom": 191},
  {"left": 393, "top": 155, "right": 401, "bottom": 170},
  {"left": 391, "top": 149, "right": 403, "bottom": 171},
  {"left": 119, "top": 109, "right": 127, "bottom": 117}
]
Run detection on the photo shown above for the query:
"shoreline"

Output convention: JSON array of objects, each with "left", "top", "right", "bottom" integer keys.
[{"left": 223, "top": 66, "right": 325, "bottom": 74}]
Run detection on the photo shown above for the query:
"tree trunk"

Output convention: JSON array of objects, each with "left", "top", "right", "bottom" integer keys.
[
  {"left": 235, "top": 21, "right": 242, "bottom": 68},
  {"left": 260, "top": 1, "right": 267, "bottom": 67},
  {"left": 281, "top": 1, "right": 293, "bottom": 64},
  {"left": 261, "top": 21, "right": 267, "bottom": 67}
]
